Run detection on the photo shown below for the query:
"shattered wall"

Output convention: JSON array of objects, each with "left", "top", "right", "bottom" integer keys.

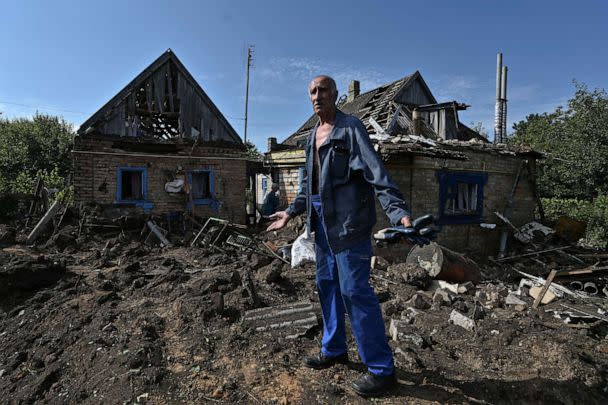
[
  {"left": 381, "top": 151, "right": 536, "bottom": 256},
  {"left": 73, "top": 135, "right": 247, "bottom": 223}
]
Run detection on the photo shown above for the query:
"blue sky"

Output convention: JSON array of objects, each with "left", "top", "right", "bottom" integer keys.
[{"left": 1, "top": 0, "right": 606, "bottom": 150}]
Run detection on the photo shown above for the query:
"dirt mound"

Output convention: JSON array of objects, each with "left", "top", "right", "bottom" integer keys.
[{"left": 0, "top": 233, "right": 607, "bottom": 404}]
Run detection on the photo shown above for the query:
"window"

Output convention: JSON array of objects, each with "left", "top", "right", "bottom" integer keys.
[
  {"left": 437, "top": 171, "right": 487, "bottom": 224},
  {"left": 191, "top": 171, "right": 211, "bottom": 199},
  {"left": 116, "top": 167, "right": 147, "bottom": 202},
  {"left": 188, "top": 169, "right": 215, "bottom": 205},
  {"left": 261, "top": 177, "right": 268, "bottom": 194}
]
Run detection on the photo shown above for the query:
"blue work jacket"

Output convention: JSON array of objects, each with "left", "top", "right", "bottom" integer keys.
[{"left": 286, "top": 110, "right": 411, "bottom": 253}]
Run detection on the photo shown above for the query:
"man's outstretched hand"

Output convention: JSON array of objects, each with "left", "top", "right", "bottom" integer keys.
[{"left": 266, "top": 210, "right": 291, "bottom": 232}]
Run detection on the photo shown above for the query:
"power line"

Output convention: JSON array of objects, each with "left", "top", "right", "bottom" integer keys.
[{"left": 0, "top": 100, "right": 89, "bottom": 115}]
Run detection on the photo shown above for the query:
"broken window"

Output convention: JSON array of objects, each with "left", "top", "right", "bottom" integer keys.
[
  {"left": 117, "top": 167, "right": 147, "bottom": 202},
  {"left": 437, "top": 171, "right": 487, "bottom": 224},
  {"left": 188, "top": 170, "right": 214, "bottom": 204}
]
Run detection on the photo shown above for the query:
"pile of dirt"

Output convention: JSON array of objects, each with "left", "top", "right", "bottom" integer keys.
[{"left": 0, "top": 228, "right": 607, "bottom": 404}]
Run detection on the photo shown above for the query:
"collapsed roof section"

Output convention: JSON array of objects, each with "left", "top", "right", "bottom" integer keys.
[
  {"left": 78, "top": 49, "right": 243, "bottom": 146},
  {"left": 375, "top": 134, "right": 543, "bottom": 162},
  {"left": 280, "top": 71, "right": 486, "bottom": 148}
]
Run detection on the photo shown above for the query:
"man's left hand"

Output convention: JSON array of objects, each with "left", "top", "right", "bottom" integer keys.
[{"left": 400, "top": 216, "right": 412, "bottom": 227}]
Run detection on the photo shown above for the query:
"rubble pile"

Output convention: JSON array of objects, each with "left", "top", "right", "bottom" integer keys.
[{"left": 0, "top": 206, "right": 607, "bottom": 404}]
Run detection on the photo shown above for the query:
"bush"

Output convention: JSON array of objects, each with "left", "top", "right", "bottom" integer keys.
[
  {"left": 542, "top": 195, "right": 608, "bottom": 248},
  {"left": 0, "top": 113, "right": 74, "bottom": 218}
]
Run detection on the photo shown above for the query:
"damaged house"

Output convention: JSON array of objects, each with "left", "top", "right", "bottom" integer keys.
[
  {"left": 265, "top": 72, "right": 542, "bottom": 255},
  {"left": 73, "top": 50, "right": 247, "bottom": 223}
]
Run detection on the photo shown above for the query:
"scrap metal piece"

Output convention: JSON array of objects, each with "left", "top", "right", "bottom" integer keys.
[
  {"left": 242, "top": 301, "right": 318, "bottom": 339},
  {"left": 146, "top": 221, "right": 172, "bottom": 248},
  {"left": 560, "top": 304, "right": 608, "bottom": 323},
  {"left": 583, "top": 282, "right": 598, "bottom": 295}
]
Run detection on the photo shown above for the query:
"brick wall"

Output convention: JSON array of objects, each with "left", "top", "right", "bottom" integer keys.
[
  {"left": 381, "top": 151, "right": 537, "bottom": 256},
  {"left": 277, "top": 167, "right": 303, "bottom": 208},
  {"left": 275, "top": 149, "right": 537, "bottom": 256},
  {"left": 73, "top": 136, "right": 247, "bottom": 224}
]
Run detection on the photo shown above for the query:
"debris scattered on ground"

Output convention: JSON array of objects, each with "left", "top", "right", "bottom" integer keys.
[{"left": 0, "top": 204, "right": 607, "bottom": 403}]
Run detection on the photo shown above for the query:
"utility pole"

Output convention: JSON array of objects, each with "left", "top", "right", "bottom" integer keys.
[{"left": 244, "top": 46, "right": 253, "bottom": 143}]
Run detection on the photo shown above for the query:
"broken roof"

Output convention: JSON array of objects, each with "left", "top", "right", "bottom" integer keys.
[
  {"left": 283, "top": 72, "right": 436, "bottom": 146},
  {"left": 78, "top": 49, "right": 242, "bottom": 146},
  {"left": 376, "top": 134, "right": 543, "bottom": 161}
]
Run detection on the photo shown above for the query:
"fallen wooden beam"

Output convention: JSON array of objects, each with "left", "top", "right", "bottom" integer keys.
[
  {"left": 532, "top": 269, "right": 557, "bottom": 309},
  {"left": 26, "top": 201, "right": 61, "bottom": 245},
  {"left": 557, "top": 266, "right": 608, "bottom": 277},
  {"left": 577, "top": 253, "right": 608, "bottom": 259},
  {"left": 496, "top": 246, "right": 567, "bottom": 261},
  {"left": 25, "top": 177, "right": 44, "bottom": 228}
]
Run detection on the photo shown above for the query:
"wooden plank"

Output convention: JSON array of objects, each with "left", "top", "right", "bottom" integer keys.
[
  {"left": 497, "top": 161, "right": 525, "bottom": 257},
  {"left": 526, "top": 161, "right": 546, "bottom": 223},
  {"left": 51, "top": 204, "right": 70, "bottom": 237},
  {"left": 27, "top": 201, "right": 61, "bottom": 245},
  {"left": 533, "top": 269, "right": 557, "bottom": 309},
  {"left": 25, "top": 177, "right": 44, "bottom": 227},
  {"left": 167, "top": 61, "right": 175, "bottom": 112},
  {"left": 577, "top": 253, "right": 608, "bottom": 259},
  {"left": 496, "top": 246, "right": 567, "bottom": 261},
  {"left": 557, "top": 266, "right": 608, "bottom": 277},
  {"left": 135, "top": 108, "right": 179, "bottom": 117}
]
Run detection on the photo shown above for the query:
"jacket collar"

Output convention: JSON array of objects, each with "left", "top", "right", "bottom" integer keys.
[{"left": 307, "top": 109, "right": 346, "bottom": 148}]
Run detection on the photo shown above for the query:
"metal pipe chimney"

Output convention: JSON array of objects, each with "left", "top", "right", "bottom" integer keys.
[
  {"left": 494, "top": 53, "right": 503, "bottom": 143},
  {"left": 500, "top": 66, "right": 508, "bottom": 142},
  {"left": 412, "top": 109, "right": 421, "bottom": 135}
]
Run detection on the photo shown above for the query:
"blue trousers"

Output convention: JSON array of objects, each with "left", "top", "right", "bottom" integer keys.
[{"left": 311, "top": 196, "right": 395, "bottom": 376}]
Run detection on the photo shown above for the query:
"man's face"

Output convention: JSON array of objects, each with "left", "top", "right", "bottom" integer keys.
[{"left": 308, "top": 77, "right": 337, "bottom": 116}]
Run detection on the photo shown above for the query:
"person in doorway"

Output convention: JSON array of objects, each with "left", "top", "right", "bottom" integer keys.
[
  {"left": 261, "top": 183, "right": 280, "bottom": 217},
  {"left": 267, "top": 75, "right": 411, "bottom": 397}
]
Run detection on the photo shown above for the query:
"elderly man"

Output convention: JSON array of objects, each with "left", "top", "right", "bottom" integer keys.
[{"left": 267, "top": 75, "right": 411, "bottom": 397}]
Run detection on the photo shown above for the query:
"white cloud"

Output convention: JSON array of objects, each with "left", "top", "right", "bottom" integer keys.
[
  {"left": 259, "top": 57, "right": 392, "bottom": 95},
  {"left": 248, "top": 93, "right": 292, "bottom": 104},
  {"left": 430, "top": 75, "right": 485, "bottom": 101}
]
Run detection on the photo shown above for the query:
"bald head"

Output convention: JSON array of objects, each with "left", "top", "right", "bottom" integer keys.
[
  {"left": 308, "top": 75, "right": 338, "bottom": 118},
  {"left": 309, "top": 75, "right": 337, "bottom": 95}
]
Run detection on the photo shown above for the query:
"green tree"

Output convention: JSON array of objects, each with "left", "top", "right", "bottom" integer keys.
[
  {"left": 244, "top": 140, "right": 263, "bottom": 160},
  {"left": 0, "top": 112, "right": 74, "bottom": 195},
  {"left": 510, "top": 81, "right": 608, "bottom": 199}
]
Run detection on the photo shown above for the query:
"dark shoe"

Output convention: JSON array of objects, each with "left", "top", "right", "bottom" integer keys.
[
  {"left": 303, "top": 352, "right": 348, "bottom": 369},
  {"left": 352, "top": 372, "right": 397, "bottom": 397}
]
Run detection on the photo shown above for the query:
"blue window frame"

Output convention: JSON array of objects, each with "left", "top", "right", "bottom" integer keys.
[
  {"left": 261, "top": 177, "right": 268, "bottom": 195},
  {"left": 187, "top": 169, "right": 216, "bottom": 206},
  {"left": 437, "top": 170, "right": 488, "bottom": 225},
  {"left": 115, "top": 166, "right": 153, "bottom": 211}
]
